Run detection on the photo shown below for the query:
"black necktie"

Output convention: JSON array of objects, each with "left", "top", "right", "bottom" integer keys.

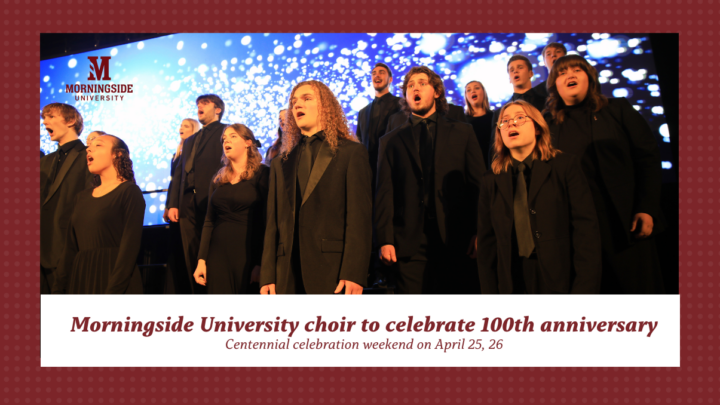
[
  {"left": 513, "top": 162, "right": 535, "bottom": 258},
  {"left": 419, "top": 119, "right": 432, "bottom": 174},
  {"left": 298, "top": 135, "right": 315, "bottom": 197},
  {"left": 185, "top": 129, "right": 204, "bottom": 173}
]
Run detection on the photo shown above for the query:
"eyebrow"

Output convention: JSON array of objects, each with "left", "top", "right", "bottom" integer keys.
[{"left": 292, "top": 91, "right": 313, "bottom": 101}]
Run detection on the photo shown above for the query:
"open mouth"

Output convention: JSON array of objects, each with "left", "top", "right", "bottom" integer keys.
[
  {"left": 567, "top": 81, "right": 578, "bottom": 88},
  {"left": 508, "top": 130, "right": 520, "bottom": 138},
  {"left": 47, "top": 128, "right": 54, "bottom": 134},
  {"left": 87, "top": 156, "right": 94, "bottom": 164},
  {"left": 513, "top": 75, "right": 520, "bottom": 81},
  {"left": 413, "top": 95, "right": 421, "bottom": 102},
  {"left": 471, "top": 94, "right": 478, "bottom": 100},
  {"left": 224, "top": 145, "right": 232, "bottom": 151},
  {"left": 296, "top": 111, "right": 305, "bottom": 119}
]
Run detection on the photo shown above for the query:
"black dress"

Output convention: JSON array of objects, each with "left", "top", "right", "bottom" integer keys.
[
  {"left": 52, "top": 181, "right": 146, "bottom": 294},
  {"left": 198, "top": 165, "right": 270, "bottom": 294},
  {"left": 555, "top": 99, "right": 664, "bottom": 294},
  {"left": 465, "top": 113, "right": 493, "bottom": 164}
]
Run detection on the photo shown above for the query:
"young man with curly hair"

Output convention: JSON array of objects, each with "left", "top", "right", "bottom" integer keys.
[{"left": 260, "top": 80, "right": 373, "bottom": 294}]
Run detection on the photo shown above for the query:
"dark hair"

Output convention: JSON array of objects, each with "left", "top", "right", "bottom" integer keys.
[
  {"left": 507, "top": 55, "right": 533, "bottom": 72},
  {"left": 541, "top": 42, "right": 568, "bottom": 60},
  {"left": 41, "top": 103, "right": 84, "bottom": 135},
  {"left": 91, "top": 135, "right": 135, "bottom": 187},
  {"left": 398, "top": 66, "right": 449, "bottom": 116},
  {"left": 196, "top": 94, "right": 225, "bottom": 120},
  {"left": 545, "top": 54, "right": 608, "bottom": 124},
  {"left": 373, "top": 62, "right": 393, "bottom": 77}
]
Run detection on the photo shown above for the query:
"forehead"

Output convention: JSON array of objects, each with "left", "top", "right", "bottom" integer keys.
[
  {"left": 508, "top": 60, "right": 529, "bottom": 70},
  {"left": 502, "top": 104, "right": 527, "bottom": 116},
  {"left": 372, "top": 66, "right": 388, "bottom": 74},
  {"left": 408, "top": 73, "right": 430, "bottom": 82},
  {"left": 546, "top": 46, "right": 566, "bottom": 54},
  {"left": 466, "top": 82, "right": 481, "bottom": 89},
  {"left": 293, "top": 84, "right": 316, "bottom": 98},
  {"left": 197, "top": 99, "right": 214, "bottom": 106},
  {"left": 42, "top": 107, "right": 61, "bottom": 117},
  {"left": 223, "top": 128, "right": 239, "bottom": 136}
]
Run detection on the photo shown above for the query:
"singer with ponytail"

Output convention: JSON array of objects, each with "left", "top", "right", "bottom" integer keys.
[{"left": 193, "top": 124, "right": 269, "bottom": 294}]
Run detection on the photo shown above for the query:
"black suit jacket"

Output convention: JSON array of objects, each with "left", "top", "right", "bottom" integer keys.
[
  {"left": 167, "top": 121, "right": 226, "bottom": 218},
  {"left": 375, "top": 115, "right": 486, "bottom": 258},
  {"left": 260, "top": 139, "right": 373, "bottom": 294},
  {"left": 477, "top": 154, "right": 602, "bottom": 294},
  {"left": 356, "top": 94, "right": 401, "bottom": 188},
  {"left": 385, "top": 103, "right": 466, "bottom": 133},
  {"left": 40, "top": 141, "right": 93, "bottom": 269},
  {"left": 546, "top": 97, "right": 666, "bottom": 245}
]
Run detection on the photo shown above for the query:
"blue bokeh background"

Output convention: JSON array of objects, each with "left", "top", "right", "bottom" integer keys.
[{"left": 40, "top": 33, "right": 674, "bottom": 226}]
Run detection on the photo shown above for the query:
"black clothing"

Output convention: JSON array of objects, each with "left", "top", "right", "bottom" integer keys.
[
  {"left": 465, "top": 113, "right": 493, "bottom": 165},
  {"left": 356, "top": 92, "right": 401, "bottom": 191},
  {"left": 198, "top": 166, "right": 270, "bottom": 294},
  {"left": 167, "top": 120, "right": 226, "bottom": 293},
  {"left": 166, "top": 154, "right": 191, "bottom": 294},
  {"left": 477, "top": 154, "right": 602, "bottom": 294},
  {"left": 375, "top": 114, "right": 486, "bottom": 293},
  {"left": 532, "top": 80, "right": 549, "bottom": 99},
  {"left": 297, "top": 131, "right": 325, "bottom": 197},
  {"left": 40, "top": 140, "right": 93, "bottom": 294},
  {"left": 548, "top": 97, "right": 666, "bottom": 293},
  {"left": 260, "top": 138, "right": 373, "bottom": 294},
  {"left": 52, "top": 182, "right": 146, "bottom": 294},
  {"left": 385, "top": 103, "right": 467, "bottom": 133}
]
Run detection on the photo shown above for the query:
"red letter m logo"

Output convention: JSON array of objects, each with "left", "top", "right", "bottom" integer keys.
[{"left": 88, "top": 56, "right": 111, "bottom": 81}]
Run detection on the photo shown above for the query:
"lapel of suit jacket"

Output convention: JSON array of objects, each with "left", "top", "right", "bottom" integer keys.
[
  {"left": 398, "top": 122, "right": 423, "bottom": 174},
  {"left": 528, "top": 158, "right": 551, "bottom": 205},
  {"left": 43, "top": 144, "right": 83, "bottom": 206},
  {"left": 282, "top": 143, "right": 300, "bottom": 208},
  {"left": 195, "top": 123, "right": 224, "bottom": 156},
  {"left": 495, "top": 170, "right": 513, "bottom": 218},
  {"left": 365, "top": 101, "right": 374, "bottom": 139},
  {"left": 301, "top": 140, "right": 334, "bottom": 206}
]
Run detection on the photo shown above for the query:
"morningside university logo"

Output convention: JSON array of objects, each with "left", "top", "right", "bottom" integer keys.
[{"left": 64, "top": 56, "right": 134, "bottom": 101}]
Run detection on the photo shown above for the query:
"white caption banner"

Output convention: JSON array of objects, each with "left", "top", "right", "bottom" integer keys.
[{"left": 41, "top": 295, "right": 679, "bottom": 367}]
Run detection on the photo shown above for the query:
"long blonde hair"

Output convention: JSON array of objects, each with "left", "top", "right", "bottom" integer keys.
[
  {"left": 280, "top": 80, "right": 357, "bottom": 159},
  {"left": 464, "top": 80, "right": 490, "bottom": 116},
  {"left": 212, "top": 124, "right": 263, "bottom": 184},
  {"left": 175, "top": 118, "right": 200, "bottom": 161},
  {"left": 491, "top": 100, "right": 561, "bottom": 174}
]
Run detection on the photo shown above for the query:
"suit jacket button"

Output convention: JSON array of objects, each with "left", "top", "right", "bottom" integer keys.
[
  {"left": 530, "top": 209, "right": 536, "bottom": 215},
  {"left": 535, "top": 231, "right": 541, "bottom": 239}
]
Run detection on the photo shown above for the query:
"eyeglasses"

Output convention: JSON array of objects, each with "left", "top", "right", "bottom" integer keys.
[{"left": 498, "top": 115, "right": 531, "bottom": 131}]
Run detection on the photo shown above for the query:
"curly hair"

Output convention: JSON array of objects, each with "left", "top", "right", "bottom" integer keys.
[
  {"left": 213, "top": 124, "right": 263, "bottom": 184},
  {"left": 398, "top": 66, "right": 449, "bottom": 117},
  {"left": 463, "top": 80, "right": 490, "bottom": 116},
  {"left": 545, "top": 54, "right": 608, "bottom": 124},
  {"left": 280, "top": 80, "right": 357, "bottom": 158},
  {"left": 91, "top": 135, "right": 135, "bottom": 187},
  {"left": 491, "top": 100, "right": 561, "bottom": 175}
]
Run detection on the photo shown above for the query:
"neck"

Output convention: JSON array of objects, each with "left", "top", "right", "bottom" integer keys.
[
  {"left": 471, "top": 104, "right": 486, "bottom": 117},
  {"left": 510, "top": 144, "right": 535, "bottom": 162},
  {"left": 201, "top": 117, "right": 219, "bottom": 127},
  {"left": 98, "top": 168, "right": 123, "bottom": 186},
  {"left": 514, "top": 83, "right": 532, "bottom": 94},
  {"left": 563, "top": 93, "right": 587, "bottom": 106},
  {"left": 301, "top": 126, "right": 321, "bottom": 136},
  {"left": 230, "top": 155, "right": 247, "bottom": 179},
  {"left": 57, "top": 133, "right": 79, "bottom": 146},
  {"left": 412, "top": 103, "right": 436, "bottom": 119},
  {"left": 374, "top": 87, "right": 390, "bottom": 98}
]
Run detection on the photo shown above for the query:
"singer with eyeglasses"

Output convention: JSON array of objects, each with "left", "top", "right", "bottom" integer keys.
[{"left": 477, "top": 100, "right": 601, "bottom": 294}]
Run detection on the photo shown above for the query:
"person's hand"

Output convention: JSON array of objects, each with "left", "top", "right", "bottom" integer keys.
[
  {"left": 260, "top": 284, "right": 276, "bottom": 295},
  {"left": 167, "top": 208, "right": 179, "bottom": 222},
  {"left": 630, "top": 213, "right": 654, "bottom": 238},
  {"left": 467, "top": 235, "right": 478, "bottom": 259},
  {"left": 194, "top": 260, "right": 207, "bottom": 286},
  {"left": 334, "top": 280, "right": 363, "bottom": 295},
  {"left": 379, "top": 244, "right": 397, "bottom": 266},
  {"left": 250, "top": 265, "right": 261, "bottom": 284},
  {"left": 163, "top": 208, "right": 170, "bottom": 223}
]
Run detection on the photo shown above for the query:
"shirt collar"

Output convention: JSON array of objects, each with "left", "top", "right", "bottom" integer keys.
[
  {"left": 303, "top": 130, "right": 325, "bottom": 141},
  {"left": 375, "top": 92, "right": 394, "bottom": 103},
  {"left": 510, "top": 153, "right": 535, "bottom": 172},
  {"left": 59, "top": 139, "right": 81, "bottom": 154},
  {"left": 409, "top": 111, "right": 438, "bottom": 127}
]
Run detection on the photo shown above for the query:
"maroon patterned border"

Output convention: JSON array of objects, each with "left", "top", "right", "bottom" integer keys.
[{"left": 4, "top": 1, "right": 701, "bottom": 402}]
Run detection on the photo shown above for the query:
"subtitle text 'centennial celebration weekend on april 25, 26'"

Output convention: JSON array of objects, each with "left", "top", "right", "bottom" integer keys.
[{"left": 38, "top": 32, "right": 679, "bottom": 368}]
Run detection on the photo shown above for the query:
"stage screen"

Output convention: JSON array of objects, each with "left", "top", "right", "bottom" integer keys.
[{"left": 40, "top": 33, "right": 675, "bottom": 226}]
